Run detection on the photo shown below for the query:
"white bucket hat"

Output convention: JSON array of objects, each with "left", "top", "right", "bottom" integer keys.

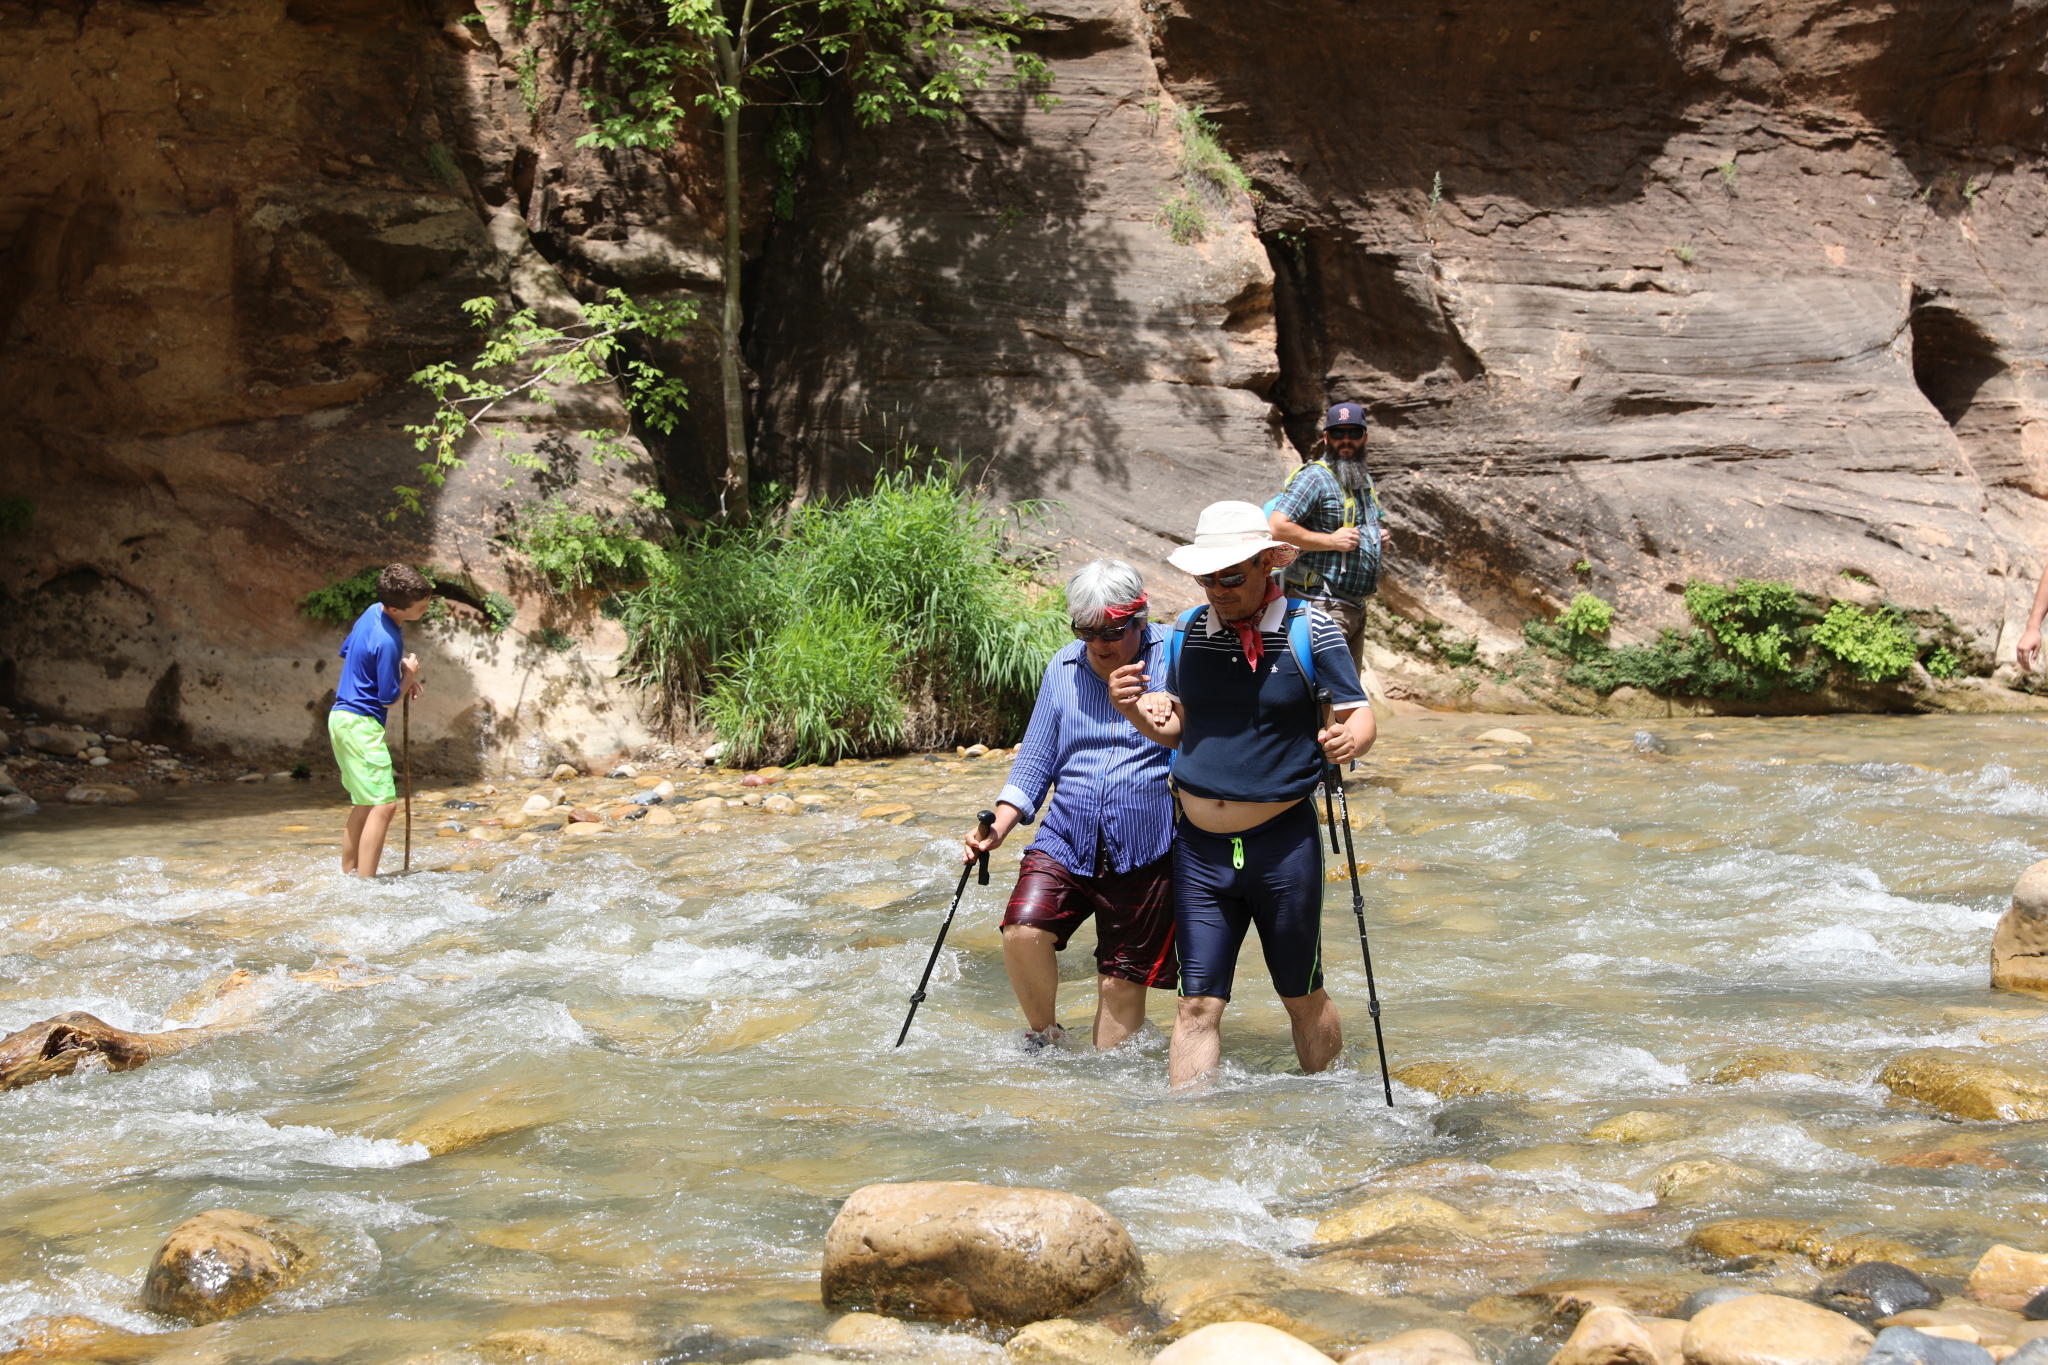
[{"left": 1166, "top": 501, "right": 1300, "bottom": 577}]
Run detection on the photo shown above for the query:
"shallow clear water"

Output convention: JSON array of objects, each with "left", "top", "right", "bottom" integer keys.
[{"left": 3, "top": 713, "right": 2046, "bottom": 1363}]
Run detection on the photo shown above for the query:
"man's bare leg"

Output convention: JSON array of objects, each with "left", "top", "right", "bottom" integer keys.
[
  {"left": 342, "top": 805, "right": 371, "bottom": 876},
  {"left": 350, "top": 801, "right": 401, "bottom": 878},
  {"left": 1001, "top": 924, "right": 1061, "bottom": 1034},
  {"left": 1282, "top": 989, "right": 1342, "bottom": 1073},
  {"left": 1169, "top": 994, "right": 1227, "bottom": 1089},
  {"left": 1094, "top": 976, "right": 1148, "bottom": 1050}
]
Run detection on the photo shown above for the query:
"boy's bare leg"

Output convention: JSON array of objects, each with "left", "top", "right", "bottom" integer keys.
[
  {"left": 1001, "top": 924, "right": 1060, "bottom": 1034},
  {"left": 1282, "top": 989, "right": 1342, "bottom": 1073},
  {"left": 350, "top": 801, "right": 401, "bottom": 877},
  {"left": 342, "top": 805, "right": 371, "bottom": 876},
  {"left": 1094, "top": 976, "right": 1147, "bottom": 1050}
]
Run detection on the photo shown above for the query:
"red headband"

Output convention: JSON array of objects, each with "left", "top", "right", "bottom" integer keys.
[{"left": 1099, "top": 593, "right": 1149, "bottom": 622}]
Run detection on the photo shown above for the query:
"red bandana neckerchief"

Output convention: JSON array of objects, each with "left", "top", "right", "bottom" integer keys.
[{"left": 1222, "top": 578, "right": 1283, "bottom": 671}]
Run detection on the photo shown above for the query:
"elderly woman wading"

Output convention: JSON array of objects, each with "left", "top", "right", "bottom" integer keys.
[{"left": 962, "top": 559, "right": 1179, "bottom": 1050}]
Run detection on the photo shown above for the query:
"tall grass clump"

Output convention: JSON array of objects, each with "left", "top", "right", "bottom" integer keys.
[{"left": 610, "top": 463, "right": 1068, "bottom": 766}]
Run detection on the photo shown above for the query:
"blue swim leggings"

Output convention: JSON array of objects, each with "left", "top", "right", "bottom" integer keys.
[{"left": 1172, "top": 797, "right": 1326, "bottom": 1001}]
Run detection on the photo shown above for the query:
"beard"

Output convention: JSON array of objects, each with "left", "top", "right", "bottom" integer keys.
[{"left": 1330, "top": 449, "right": 1371, "bottom": 492}]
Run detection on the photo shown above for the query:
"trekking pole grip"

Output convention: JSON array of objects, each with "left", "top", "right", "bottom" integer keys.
[{"left": 975, "top": 809, "right": 995, "bottom": 886}]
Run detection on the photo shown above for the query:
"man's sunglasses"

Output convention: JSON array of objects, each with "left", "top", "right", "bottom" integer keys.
[
  {"left": 1072, "top": 621, "right": 1141, "bottom": 642},
  {"left": 1326, "top": 426, "right": 1366, "bottom": 440},
  {"left": 1193, "top": 570, "right": 1254, "bottom": 589}
]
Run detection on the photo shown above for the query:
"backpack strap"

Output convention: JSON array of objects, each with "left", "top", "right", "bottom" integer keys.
[
  {"left": 1164, "top": 606, "right": 1205, "bottom": 773},
  {"left": 1283, "top": 600, "right": 1316, "bottom": 691}
]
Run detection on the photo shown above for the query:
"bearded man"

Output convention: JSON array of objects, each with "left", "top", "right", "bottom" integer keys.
[{"left": 1268, "top": 401, "right": 1385, "bottom": 667}]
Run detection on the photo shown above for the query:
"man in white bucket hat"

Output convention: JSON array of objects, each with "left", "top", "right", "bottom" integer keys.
[{"left": 1109, "top": 501, "right": 1375, "bottom": 1088}]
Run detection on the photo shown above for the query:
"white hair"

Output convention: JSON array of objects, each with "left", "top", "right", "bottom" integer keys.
[{"left": 1065, "top": 559, "right": 1147, "bottom": 628}]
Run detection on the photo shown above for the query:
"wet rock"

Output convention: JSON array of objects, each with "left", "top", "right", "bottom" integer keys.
[
  {"left": 397, "top": 1083, "right": 565, "bottom": 1155},
  {"left": 476, "top": 1328, "right": 641, "bottom": 1365},
  {"left": 141, "top": 1209, "right": 307, "bottom": 1323},
  {"left": 825, "top": 1315, "right": 916, "bottom": 1349},
  {"left": 1689, "top": 1221, "right": 1922, "bottom": 1271},
  {"left": 1344, "top": 1328, "right": 1480, "bottom": 1365},
  {"left": 63, "top": 783, "right": 138, "bottom": 805},
  {"left": 567, "top": 807, "right": 601, "bottom": 823},
  {"left": 22, "top": 727, "right": 86, "bottom": 756},
  {"left": 2008, "top": 1342, "right": 2048, "bottom": 1365},
  {"left": 1587, "top": 1111, "right": 1685, "bottom": 1143},
  {"left": 1701, "top": 1048, "right": 1829, "bottom": 1085},
  {"left": 564, "top": 822, "right": 615, "bottom": 838},
  {"left": 1682, "top": 1287, "right": 1761, "bottom": 1319},
  {"left": 1816, "top": 1264, "right": 1937, "bottom": 1322},
  {"left": 1969, "top": 1246, "right": 2048, "bottom": 1312},
  {"left": 764, "top": 794, "right": 797, "bottom": 814},
  {"left": 1880, "top": 1052, "right": 2048, "bottom": 1122},
  {"left": 1633, "top": 732, "right": 1667, "bottom": 754},
  {"left": 1992, "top": 861, "right": 2048, "bottom": 995},
  {"left": 1862, "top": 1326, "right": 1995, "bottom": 1365},
  {"left": 0, "top": 1011, "right": 220, "bottom": 1090},
  {"left": 0, "top": 1314, "right": 162, "bottom": 1365},
  {"left": 0, "top": 792, "right": 37, "bottom": 817},
  {"left": 1153, "top": 1323, "right": 1328, "bottom": 1365},
  {"left": 1681, "top": 1294, "right": 1873, "bottom": 1365},
  {"left": 1314, "top": 1191, "right": 1486, "bottom": 1245},
  {"left": 1005, "top": 1319, "right": 1145, "bottom": 1365},
  {"left": 643, "top": 807, "right": 677, "bottom": 827},
  {"left": 550, "top": 763, "right": 580, "bottom": 780},
  {"left": 1391, "top": 1060, "right": 1527, "bottom": 1098},
  {"left": 861, "top": 803, "right": 914, "bottom": 819},
  {"left": 1477, "top": 728, "right": 1533, "bottom": 746},
  {"left": 1545, "top": 1307, "right": 1671, "bottom": 1365},
  {"left": 820, "top": 1181, "right": 1140, "bottom": 1326},
  {"left": 521, "top": 794, "right": 554, "bottom": 814},
  {"left": 2028, "top": 1289, "right": 2048, "bottom": 1322}
]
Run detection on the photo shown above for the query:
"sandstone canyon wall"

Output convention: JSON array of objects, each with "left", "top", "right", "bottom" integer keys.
[{"left": 2, "top": 0, "right": 2045, "bottom": 764}]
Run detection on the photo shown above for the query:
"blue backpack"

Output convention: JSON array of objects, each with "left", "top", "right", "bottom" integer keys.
[{"left": 1165, "top": 600, "right": 1317, "bottom": 693}]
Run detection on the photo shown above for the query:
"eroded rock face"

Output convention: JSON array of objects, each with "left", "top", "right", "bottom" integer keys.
[
  {"left": 820, "top": 1182, "right": 1140, "bottom": 1326},
  {"left": 1992, "top": 861, "right": 2048, "bottom": 995},
  {"left": 141, "top": 1209, "right": 308, "bottom": 1323},
  {"left": 1679, "top": 1294, "right": 1874, "bottom": 1365}
]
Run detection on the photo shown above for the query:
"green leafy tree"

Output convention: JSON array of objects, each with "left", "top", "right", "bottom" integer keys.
[{"left": 569, "top": 0, "right": 1055, "bottom": 522}]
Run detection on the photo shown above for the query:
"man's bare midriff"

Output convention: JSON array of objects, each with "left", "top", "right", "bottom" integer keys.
[{"left": 1177, "top": 791, "right": 1302, "bottom": 835}]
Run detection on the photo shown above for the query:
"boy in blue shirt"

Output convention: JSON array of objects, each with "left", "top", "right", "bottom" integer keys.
[{"left": 328, "top": 564, "right": 432, "bottom": 877}]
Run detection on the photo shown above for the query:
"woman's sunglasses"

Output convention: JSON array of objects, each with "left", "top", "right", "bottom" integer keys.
[{"left": 1072, "top": 621, "right": 1141, "bottom": 642}]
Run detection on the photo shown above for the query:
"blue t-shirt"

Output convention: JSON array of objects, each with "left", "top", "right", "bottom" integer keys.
[
  {"left": 333, "top": 603, "right": 404, "bottom": 724},
  {"left": 1164, "top": 598, "right": 1365, "bottom": 803}
]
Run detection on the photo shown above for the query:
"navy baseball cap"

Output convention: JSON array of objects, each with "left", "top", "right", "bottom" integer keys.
[{"left": 1321, "top": 402, "right": 1369, "bottom": 430}]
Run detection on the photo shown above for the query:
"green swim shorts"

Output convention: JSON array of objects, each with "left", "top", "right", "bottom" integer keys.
[{"left": 328, "top": 709, "right": 397, "bottom": 806}]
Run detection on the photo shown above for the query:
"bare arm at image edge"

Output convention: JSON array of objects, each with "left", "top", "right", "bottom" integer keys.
[{"left": 2018, "top": 561, "right": 2048, "bottom": 673}]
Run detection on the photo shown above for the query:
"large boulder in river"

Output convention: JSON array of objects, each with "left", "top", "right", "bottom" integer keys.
[
  {"left": 141, "top": 1209, "right": 307, "bottom": 1322},
  {"left": 0, "top": 1011, "right": 220, "bottom": 1091},
  {"left": 1967, "top": 1245, "right": 2048, "bottom": 1311},
  {"left": 1679, "top": 1294, "right": 1873, "bottom": 1365},
  {"left": 1992, "top": 861, "right": 2048, "bottom": 995},
  {"left": 1153, "top": 1323, "right": 1329, "bottom": 1365},
  {"left": 821, "top": 1182, "right": 1140, "bottom": 1326}
]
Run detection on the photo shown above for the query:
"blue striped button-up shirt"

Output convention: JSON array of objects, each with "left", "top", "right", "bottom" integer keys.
[{"left": 996, "top": 624, "right": 1173, "bottom": 877}]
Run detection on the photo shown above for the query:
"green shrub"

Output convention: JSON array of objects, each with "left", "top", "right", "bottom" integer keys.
[
  {"left": 508, "top": 499, "right": 665, "bottom": 591},
  {"left": 1925, "top": 646, "right": 1960, "bottom": 679},
  {"left": 1174, "top": 105, "right": 1250, "bottom": 197},
  {"left": 611, "top": 461, "right": 1067, "bottom": 765},
  {"left": 1556, "top": 592, "right": 1613, "bottom": 637},
  {"left": 1811, "top": 602, "right": 1915, "bottom": 682},
  {"left": 1683, "top": 579, "right": 1815, "bottom": 674},
  {"left": 297, "top": 566, "right": 389, "bottom": 625}
]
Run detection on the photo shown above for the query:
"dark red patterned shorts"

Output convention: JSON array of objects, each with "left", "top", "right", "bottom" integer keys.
[{"left": 1001, "top": 848, "right": 1178, "bottom": 988}]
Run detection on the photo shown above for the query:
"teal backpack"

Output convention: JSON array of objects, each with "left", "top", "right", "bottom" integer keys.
[{"left": 1165, "top": 600, "right": 1316, "bottom": 692}]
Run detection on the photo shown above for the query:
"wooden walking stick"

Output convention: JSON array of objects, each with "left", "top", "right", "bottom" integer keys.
[{"left": 402, "top": 694, "right": 411, "bottom": 872}]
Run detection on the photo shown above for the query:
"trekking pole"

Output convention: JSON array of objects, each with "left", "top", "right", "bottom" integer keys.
[
  {"left": 1318, "top": 687, "right": 1392, "bottom": 1106},
  {"left": 402, "top": 694, "right": 412, "bottom": 873},
  {"left": 895, "top": 810, "right": 994, "bottom": 1047}
]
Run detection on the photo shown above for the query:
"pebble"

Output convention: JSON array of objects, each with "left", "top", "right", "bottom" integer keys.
[
  {"left": 1682, "top": 1287, "right": 1760, "bottom": 1319},
  {"left": 522, "top": 794, "right": 554, "bottom": 813},
  {"left": 88, "top": 756, "right": 111, "bottom": 767},
  {"left": 1862, "top": 1326, "right": 1994, "bottom": 1365},
  {"left": 1681, "top": 1293, "right": 1873, "bottom": 1365},
  {"left": 567, "top": 807, "right": 601, "bottom": 823},
  {"left": 85, "top": 746, "right": 106, "bottom": 758},
  {"left": 1476, "top": 728, "right": 1533, "bottom": 745},
  {"left": 1155, "top": 1323, "right": 1328, "bottom": 1365},
  {"left": 236, "top": 772, "right": 265, "bottom": 783},
  {"left": 1, "top": 792, "right": 39, "bottom": 817},
  {"left": 63, "top": 784, "right": 139, "bottom": 805},
  {"left": 764, "top": 794, "right": 797, "bottom": 814},
  {"left": 550, "top": 763, "right": 579, "bottom": 780}
]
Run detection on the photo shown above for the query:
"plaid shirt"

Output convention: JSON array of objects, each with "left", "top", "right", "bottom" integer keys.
[{"left": 1270, "top": 460, "right": 1381, "bottom": 603}]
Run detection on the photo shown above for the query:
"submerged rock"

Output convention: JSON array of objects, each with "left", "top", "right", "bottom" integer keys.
[
  {"left": 1313, "top": 1191, "right": 1485, "bottom": 1245},
  {"left": 1968, "top": 1245, "right": 2048, "bottom": 1311},
  {"left": 1587, "top": 1111, "right": 1685, "bottom": 1143},
  {"left": 1680, "top": 1294, "right": 1873, "bottom": 1365},
  {"left": 1815, "top": 1263, "right": 1936, "bottom": 1322},
  {"left": 397, "top": 1083, "right": 565, "bottom": 1156},
  {"left": 1992, "top": 860, "right": 2048, "bottom": 995},
  {"left": 820, "top": 1181, "right": 1140, "bottom": 1326},
  {"left": 1688, "top": 1221, "right": 1922, "bottom": 1270},
  {"left": 824, "top": 1315, "right": 916, "bottom": 1349},
  {"left": 1699, "top": 1047, "right": 1830, "bottom": 1085},
  {"left": 141, "top": 1209, "right": 307, "bottom": 1323},
  {"left": 1004, "top": 1319, "right": 1144, "bottom": 1365},
  {"left": 1153, "top": 1323, "right": 1327, "bottom": 1365},
  {"left": 1879, "top": 1051, "right": 2048, "bottom": 1122},
  {"left": 0, "top": 1011, "right": 220, "bottom": 1090},
  {"left": 1861, "top": 1326, "right": 1995, "bottom": 1365},
  {"left": 1654, "top": 1159, "right": 1768, "bottom": 1205},
  {"left": 1390, "top": 1060, "right": 1527, "bottom": 1098},
  {"left": 63, "top": 783, "right": 138, "bottom": 805},
  {"left": 1344, "top": 1328, "right": 1480, "bottom": 1365},
  {"left": 1520, "top": 1281, "right": 1689, "bottom": 1325},
  {"left": 1681, "top": 1287, "right": 1760, "bottom": 1319}
]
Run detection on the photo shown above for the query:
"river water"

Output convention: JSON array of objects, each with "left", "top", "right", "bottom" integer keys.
[{"left": 2, "top": 713, "right": 2044, "bottom": 1364}]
